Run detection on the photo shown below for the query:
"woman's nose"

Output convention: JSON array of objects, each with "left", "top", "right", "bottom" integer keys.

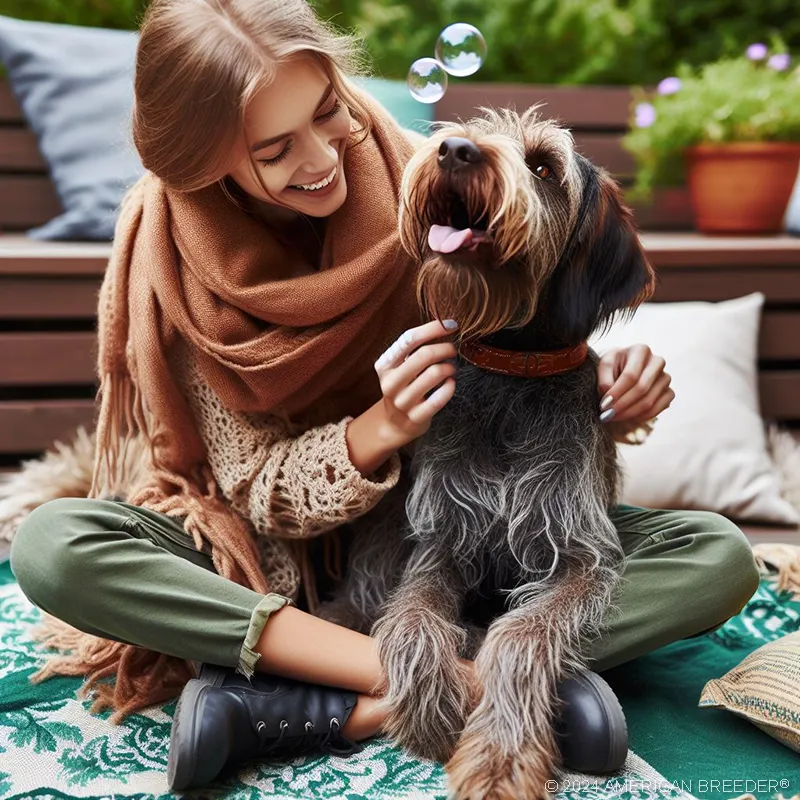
[{"left": 302, "top": 130, "right": 338, "bottom": 176}]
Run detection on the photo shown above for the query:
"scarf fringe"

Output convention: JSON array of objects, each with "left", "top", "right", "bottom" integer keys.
[
  {"left": 28, "top": 613, "right": 193, "bottom": 725},
  {"left": 30, "top": 366, "right": 274, "bottom": 722},
  {"left": 90, "top": 371, "right": 140, "bottom": 500}
]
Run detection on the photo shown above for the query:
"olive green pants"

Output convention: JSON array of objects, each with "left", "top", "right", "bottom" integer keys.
[{"left": 9, "top": 497, "right": 761, "bottom": 679}]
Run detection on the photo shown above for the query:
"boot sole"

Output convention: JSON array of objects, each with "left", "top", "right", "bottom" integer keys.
[{"left": 167, "top": 678, "right": 210, "bottom": 792}]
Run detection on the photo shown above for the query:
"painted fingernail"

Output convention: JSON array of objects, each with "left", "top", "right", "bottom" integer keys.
[
  {"left": 600, "top": 408, "right": 616, "bottom": 423},
  {"left": 600, "top": 395, "right": 614, "bottom": 410},
  {"left": 443, "top": 319, "right": 459, "bottom": 330}
]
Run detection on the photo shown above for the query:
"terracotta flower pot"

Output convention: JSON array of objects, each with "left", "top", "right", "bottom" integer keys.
[{"left": 685, "top": 142, "right": 800, "bottom": 234}]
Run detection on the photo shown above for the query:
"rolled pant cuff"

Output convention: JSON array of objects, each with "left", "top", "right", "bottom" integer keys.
[{"left": 236, "top": 593, "right": 294, "bottom": 680}]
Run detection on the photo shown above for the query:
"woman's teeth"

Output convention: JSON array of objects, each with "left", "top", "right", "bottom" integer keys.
[{"left": 291, "top": 166, "right": 337, "bottom": 192}]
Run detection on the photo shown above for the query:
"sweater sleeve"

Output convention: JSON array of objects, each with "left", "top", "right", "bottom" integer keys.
[{"left": 176, "top": 353, "right": 401, "bottom": 540}]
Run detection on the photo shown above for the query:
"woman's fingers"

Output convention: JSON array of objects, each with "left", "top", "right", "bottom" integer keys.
[
  {"left": 380, "top": 342, "right": 457, "bottom": 399},
  {"left": 374, "top": 319, "right": 457, "bottom": 373},
  {"left": 610, "top": 371, "right": 673, "bottom": 423},
  {"left": 394, "top": 361, "right": 457, "bottom": 412},
  {"left": 406, "top": 378, "right": 457, "bottom": 426},
  {"left": 610, "top": 355, "right": 667, "bottom": 418},
  {"left": 597, "top": 345, "right": 652, "bottom": 410},
  {"left": 612, "top": 418, "right": 657, "bottom": 445}
]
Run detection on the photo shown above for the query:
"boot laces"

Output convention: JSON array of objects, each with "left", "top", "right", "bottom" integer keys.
[{"left": 254, "top": 716, "right": 355, "bottom": 756}]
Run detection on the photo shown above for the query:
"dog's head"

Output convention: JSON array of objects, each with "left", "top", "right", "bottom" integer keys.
[{"left": 399, "top": 107, "right": 656, "bottom": 344}]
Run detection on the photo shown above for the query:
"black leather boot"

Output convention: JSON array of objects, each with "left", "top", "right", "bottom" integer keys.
[
  {"left": 167, "top": 664, "right": 361, "bottom": 791},
  {"left": 555, "top": 670, "right": 629, "bottom": 774}
]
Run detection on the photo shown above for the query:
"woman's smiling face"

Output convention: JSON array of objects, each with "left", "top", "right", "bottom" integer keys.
[{"left": 228, "top": 57, "right": 352, "bottom": 217}]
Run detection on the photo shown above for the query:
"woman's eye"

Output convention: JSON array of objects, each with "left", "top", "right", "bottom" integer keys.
[
  {"left": 259, "top": 144, "right": 293, "bottom": 166},
  {"left": 533, "top": 164, "right": 552, "bottom": 180},
  {"left": 258, "top": 98, "right": 341, "bottom": 167},
  {"left": 316, "top": 98, "right": 341, "bottom": 123}
]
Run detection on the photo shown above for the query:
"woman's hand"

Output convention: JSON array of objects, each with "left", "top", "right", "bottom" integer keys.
[
  {"left": 345, "top": 320, "right": 458, "bottom": 476},
  {"left": 374, "top": 319, "right": 459, "bottom": 448},
  {"left": 597, "top": 345, "right": 674, "bottom": 445}
]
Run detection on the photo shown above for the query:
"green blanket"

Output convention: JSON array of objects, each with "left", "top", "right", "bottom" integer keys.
[
  {"left": 0, "top": 559, "right": 796, "bottom": 800},
  {"left": 604, "top": 580, "right": 800, "bottom": 800}
]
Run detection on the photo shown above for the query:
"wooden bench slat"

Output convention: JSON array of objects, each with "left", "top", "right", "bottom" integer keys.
[
  {"left": 630, "top": 188, "right": 695, "bottom": 231},
  {"left": 0, "top": 176, "right": 62, "bottom": 230},
  {"left": 0, "top": 83, "right": 22, "bottom": 124},
  {"left": 0, "top": 332, "right": 96, "bottom": 385},
  {"left": 1, "top": 376, "right": 793, "bottom": 455},
  {"left": 0, "top": 276, "right": 101, "bottom": 319},
  {"left": 1, "top": 233, "right": 798, "bottom": 276},
  {"left": 573, "top": 133, "right": 634, "bottom": 177},
  {"left": 643, "top": 232, "right": 800, "bottom": 267},
  {"left": 0, "top": 236, "right": 110, "bottom": 275},
  {"left": 0, "top": 400, "right": 95, "bottom": 453},
  {"left": 760, "top": 372, "right": 800, "bottom": 420},
  {"left": 761, "top": 313, "right": 800, "bottom": 360},
  {"left": 0, "top": 127, "right": 47, "bottom": 172},
  {"left": 655, "top": 268, "right": 800, "bottom": 303},
  {"left": 1, "top": 315, "right": 795, "bottom": 377},
  {"left": 435, "top": 84, "right": 633, "bottom": 130}
]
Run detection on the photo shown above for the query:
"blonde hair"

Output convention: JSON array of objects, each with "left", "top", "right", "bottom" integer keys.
[{"left": 133, "top": 0, "right": 371, "bottom": 192}]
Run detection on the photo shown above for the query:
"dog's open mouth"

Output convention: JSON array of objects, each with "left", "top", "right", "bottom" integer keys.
[{"left": 428, "top": 195, "right": 490, "bottom": 254}]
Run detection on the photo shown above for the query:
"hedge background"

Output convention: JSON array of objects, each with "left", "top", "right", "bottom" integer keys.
[{"left": 1, "top": 0, "right": 797, "bottom": 85}]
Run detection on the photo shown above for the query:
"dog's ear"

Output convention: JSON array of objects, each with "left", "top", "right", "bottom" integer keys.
[{"left": 553, "top": 160, "right": 655, "bottom": 340}]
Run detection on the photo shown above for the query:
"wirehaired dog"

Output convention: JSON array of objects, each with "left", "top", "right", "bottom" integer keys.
[{"left": 325, "top": 106, "right": 656, "bottom": 799}]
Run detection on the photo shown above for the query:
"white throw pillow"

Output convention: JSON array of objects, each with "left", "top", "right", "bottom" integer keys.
[{"left": 590, "top": 293, "right": 799, "bottom": 525}]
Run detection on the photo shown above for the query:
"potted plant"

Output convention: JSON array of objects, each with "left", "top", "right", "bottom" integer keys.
[{"left": 624, "top": 44, "right": 800, "bottom": 234}]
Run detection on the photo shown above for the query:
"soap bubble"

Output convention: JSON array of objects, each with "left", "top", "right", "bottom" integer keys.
[
  {"left": 435, "top": 23, "right": 487, "bottom": 77},
  {"left": 407, "top": 58, "right": 448, "bottom": 104}
]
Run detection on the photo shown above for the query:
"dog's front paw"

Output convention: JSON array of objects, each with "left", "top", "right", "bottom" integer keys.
[
  {"left": 447, "top": 727, "right": 557, "bottom": 800},
  {"left": 380, "top": 656, "right": 478, "bottom": 763}
]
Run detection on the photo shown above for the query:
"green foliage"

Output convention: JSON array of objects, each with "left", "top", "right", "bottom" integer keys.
[
  {"left": 313, "top": 0, "right": 800, "bottom": 86},
  {"left": 318, "top": 0, "right": 664, "bottom": 85},
  {"left": 624, "top": 46, "right": 800, "bottom": 197},
  {"left": 1, "top": 0, "right": 800, "bottom": 89},
  {"left": 0, "top": 0, "right": 147, "bottom": 29}
]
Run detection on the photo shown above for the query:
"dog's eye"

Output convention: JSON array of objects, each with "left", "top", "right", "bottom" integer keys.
[{"left": 533, "top": 164, "right": 552, "bottom": 180}]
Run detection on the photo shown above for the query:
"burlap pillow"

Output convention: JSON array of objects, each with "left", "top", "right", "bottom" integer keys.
[{"left": 699, "top": 631, "right": 800, "bottom": 752}]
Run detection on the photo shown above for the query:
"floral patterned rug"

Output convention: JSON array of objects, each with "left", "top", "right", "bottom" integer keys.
[{"left": 0, "top": 559, "right": 713, "bottom": 799}]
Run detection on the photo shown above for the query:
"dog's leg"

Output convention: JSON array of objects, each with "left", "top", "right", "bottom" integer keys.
[
  {"left": 447, "top": 559, "right": 622, "bottom": 800},
  {"left": 372, "top": 549, "right": 478, "bottom": 763},
  {"left": 317, "top": 483, "right": 415, "bottom": 633}
]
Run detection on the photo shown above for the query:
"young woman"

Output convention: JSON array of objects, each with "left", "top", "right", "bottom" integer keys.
[{"left": 9, "top": 0, "right": 760, "bottom": 791}]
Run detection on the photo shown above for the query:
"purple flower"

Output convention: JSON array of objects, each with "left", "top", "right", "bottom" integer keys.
[
  {"left": 767, "top": 53, "right": 791, "bottom": 71},
  {"left": 657, "top": 77, "right": 682, "bottom": 95},
  {"left": 746, "top": 43, "right": 768, "bottom": 61},
  {"left": 635, "top": 102, "right": 657, "bottom": 128}
]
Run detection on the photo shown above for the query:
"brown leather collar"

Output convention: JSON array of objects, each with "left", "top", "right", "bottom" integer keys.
[{"left": 459, "top": 339, "right": 590, "bottom": 378}]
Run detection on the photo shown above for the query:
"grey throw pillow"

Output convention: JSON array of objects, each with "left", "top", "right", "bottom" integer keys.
[{"left": 0, "top": 16, "right": 144, "bottom": 240}]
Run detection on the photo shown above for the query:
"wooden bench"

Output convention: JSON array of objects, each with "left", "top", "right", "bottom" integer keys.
[{"left": 1, "top": 80, "right": 800, "bottom": 470}]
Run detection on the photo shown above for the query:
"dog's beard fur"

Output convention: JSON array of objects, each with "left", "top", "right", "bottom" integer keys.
[{"left": 399, "top": 106, "right": 654, "bottom": 345}]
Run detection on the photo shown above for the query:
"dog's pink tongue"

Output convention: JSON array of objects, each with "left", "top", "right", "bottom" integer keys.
[{"left": 428, "top": 224, "right": 474, "bottom": 254}]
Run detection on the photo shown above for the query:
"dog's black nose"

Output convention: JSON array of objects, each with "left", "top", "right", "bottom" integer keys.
[{"left": 438, "top": 137, "right": 483, "bottom": 170}]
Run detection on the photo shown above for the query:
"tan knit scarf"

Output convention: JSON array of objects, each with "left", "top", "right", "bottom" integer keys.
[{"left": 27, "top": 94, "right": 422, "bottom": 723}]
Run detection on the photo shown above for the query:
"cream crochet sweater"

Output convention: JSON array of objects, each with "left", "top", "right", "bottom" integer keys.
[{"left": 172, "top": 342, "right": 402, "bottom": 601}]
